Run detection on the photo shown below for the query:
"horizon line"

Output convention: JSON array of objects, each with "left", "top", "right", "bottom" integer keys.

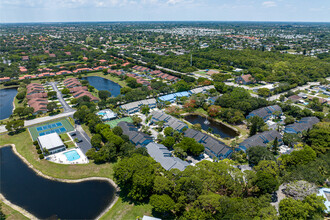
[{"left": 1, "top": 20, "right": 330, "bottom": 25}]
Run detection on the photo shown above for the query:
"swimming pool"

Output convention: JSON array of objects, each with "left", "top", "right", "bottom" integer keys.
[
  {"left": 64, "top": 150, "right": 81, "bottom": 162},
  {"left": 98, "top": 112, "right": 106, "bottom": 116}
]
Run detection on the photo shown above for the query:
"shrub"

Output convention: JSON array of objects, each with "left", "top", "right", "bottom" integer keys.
[
  {"left": 33, "top": 140, "right": 38, "bottom": 145},
  {"left": 35, "top": 145, "right": 40, "bottom": 150},
  {"left": 39, "top": 154, "right": 44, "bottom": 159},
  {"left": 37, "top": 149, "right": 42, "bottom": 154}
]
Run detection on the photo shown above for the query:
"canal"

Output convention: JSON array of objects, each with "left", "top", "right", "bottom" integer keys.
[
  {"left": 184, "top": 114, "right": 238, "bottom": 139},
  {"left": 0, "top": 88, "right": 17, "bottom": 120},
  {"left": 0, "top": 146, "right": 116, "bottom": 219},
  {"left": 81, "top": 76, "right": 121, "bottom": 97}
]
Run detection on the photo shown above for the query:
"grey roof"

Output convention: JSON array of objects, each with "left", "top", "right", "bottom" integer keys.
[
  {"left": 120, "top": 98, "right": 157, "bottom": 111},
  {"left": 188, "top": 85, "right": 215, "bottom": 94},
  {"left": 37, "top": 133, "right": 65, "bottom": 150},
  {"left": 146, "top": 142, "right": 189, "bottom": 171},
  {"left": 285, "top": 117, "right": 320, "bottom": 133},
  {"left": 239, "top": 130, "right": 282, "bottom": 150},
  {"left": 184, "top": 128, "right": 231, "bottom": 158},
  {"left": 151, "top": 111, "right": 187, "bottom": 131},
  {"left": 118, "top": 122, "right": 152, "bottom": 147},
  {"left": 247, "top": 105, "right": 282, "bottom": 121}
]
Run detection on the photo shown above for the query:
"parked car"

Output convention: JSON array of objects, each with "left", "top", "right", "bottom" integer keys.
[{"left": 76, "top": 138, "right": 82, "bottom": 143}]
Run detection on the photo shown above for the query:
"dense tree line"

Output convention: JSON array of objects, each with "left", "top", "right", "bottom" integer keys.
[
  {"left": 114, "top": 156, "right": 279, "bottom": 219},
  {"left": 141, "top": 48, "right": 330, "bottom": 85}
]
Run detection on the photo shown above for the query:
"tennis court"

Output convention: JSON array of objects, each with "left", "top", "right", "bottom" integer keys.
[
  {"left": 36, "top": 122, "right": 63, "bottom": 132},
  {"left": 28, "top": 118, "right": 74, "bottom": 141},
  {"left": 105, "top": 117, "right": 133, "bottom": 128}
]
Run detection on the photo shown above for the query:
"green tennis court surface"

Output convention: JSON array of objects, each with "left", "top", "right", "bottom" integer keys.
[
  {"left": 104, "top": 117, "right": 133, "bottom": 128},
  {"left": 28, "top": 118, "right": 74, "bottom": 141}
]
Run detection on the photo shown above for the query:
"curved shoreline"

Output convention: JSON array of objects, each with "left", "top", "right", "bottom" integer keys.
[
  {"left": 181, "top": 112, "right": 240, "bottom": 134},
  {"left": 0, "top": 144, "right": 119, "bottom": 220},
  {"left": 0, "top": 88, "right": 18, "bottom": 121}
]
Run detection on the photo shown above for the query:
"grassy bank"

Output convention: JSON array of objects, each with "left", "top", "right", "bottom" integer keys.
[
  {"left": 100, "top": 198, "right": 152, "bottom": 220},
  {"left": 1, "top": 202, "right": 29, "bottom": 220},
  {"left": 87, "top": 71, "right": 127, "bottom": 87},
  {"left": 0, "top": 130, "right": 155, "bottom": 220},
  {"left": 0, "top": 84, "right": 19, "bottom": 90},
  {"left": 0, "top": 131, "right": 114, "bottom": 179}
]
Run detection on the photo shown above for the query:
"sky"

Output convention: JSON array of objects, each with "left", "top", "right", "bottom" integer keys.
[{"left": 0, "top": 0, "right": 329, "bottom": 23}]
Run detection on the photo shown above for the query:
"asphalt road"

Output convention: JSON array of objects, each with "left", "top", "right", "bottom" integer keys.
[{"left": 49, "top": 82, "right": 74, "bottom": 113}]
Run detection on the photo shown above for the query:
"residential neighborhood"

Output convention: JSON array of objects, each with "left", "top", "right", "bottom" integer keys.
[{"left": 0, "top": 20, "right": 329, "bottom": 220}]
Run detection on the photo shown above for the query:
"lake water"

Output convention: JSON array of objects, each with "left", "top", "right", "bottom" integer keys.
[
  {"left": 0, "top": 88, "right": 17, "bottom": 120},
  {"left": 0, "top": 146, "right": 116, "bottom": 219},
  {"left": 82, "top": 76, "right": 121, "bottom": 97},
  {"left": 184, "top": 114, "right": 238, "bottom": 139}
]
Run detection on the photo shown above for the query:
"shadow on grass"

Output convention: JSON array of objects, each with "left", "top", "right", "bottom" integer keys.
[
  {"left": 8, "top": 128, "right": 26, "bottom": 136},
  {"left": 118, "top": 187, "right": 148, "bottom": 206},
  {"left": 152, "top": 210, "right": 175, "bottom": 220}
]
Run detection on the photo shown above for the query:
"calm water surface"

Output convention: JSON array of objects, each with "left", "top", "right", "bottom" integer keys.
[
  {"left": 0, "top": 88, "right": 17, "bottom": 120},
  {"left": 0, "top": 146, "right": 116, "bottom": 219},
  {"left": 184, "top": 114, "right": 238, "bottom": 139},
  {"left": 82, "top": 76, "right": 121, "bottom": 97}
]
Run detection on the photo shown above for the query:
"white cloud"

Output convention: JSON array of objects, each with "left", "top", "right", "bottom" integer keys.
[
  {"left": 262, "top": 1, "right": 276, "bottom": 8},
  {"left": 167, "top": 0, "right": 182, "bottom": 4}
]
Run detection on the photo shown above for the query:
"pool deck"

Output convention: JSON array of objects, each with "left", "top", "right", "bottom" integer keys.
[{"left": 46, "top": 148, "right": 88, "bottom": 164}]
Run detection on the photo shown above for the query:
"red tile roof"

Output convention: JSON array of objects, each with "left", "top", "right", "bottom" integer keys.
[
  {"left": 26, "top": 92, "right": 48, "bottom": 100},
  {"left": 69, "top": 86, "right": 88, "bottom": 93},
  {"left": 0, "top": 77, "right": 10, "bottom": 81},
  {"left": 73, "top": 90, "right": 99, "bottom": 102}
]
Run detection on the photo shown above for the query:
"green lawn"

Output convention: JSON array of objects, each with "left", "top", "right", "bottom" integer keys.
[
  {"left": 0, "top": 84, "right": 19, "bottom": 90},
  {"left": 105, "top": 117, "right": 133, "bottom": 128},
  {"left": 0, "top": 130, "right": 115, "bottom": 180},
  {"left": 0, "top": 130, "right": 156, "bottom": 220},
  {"left": 100, "top": 198, "right": 153, "bottom": 220},
  {"left": 60, "top": 133, "right": 71, "bottom": 142},
  {"left": 1, "top": 202, "right": 29, "bottom": 220},
  {"left": 87, "top": 72, "right": 127, "bottom": 87},
  {"left": 194, "top": 107, "right": 208, "bottom": 115},
  {"left": 81, "top": 124, "right": 92, "bottom": 138},
  {"left": 65, "top": 141, "right": 76, "bottom": 149},
  {"left": 14, "top": 96, "right": 26, "bottom": 109},
  {"left": 317, "top": 93, "right": 329, "bottom": 98}
]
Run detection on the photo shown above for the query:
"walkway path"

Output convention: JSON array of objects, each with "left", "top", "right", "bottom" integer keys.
[
  {"left": 24, "top": 111, "right": 75, "bottom": 127},
  {"left": 271, "top": 184, "right": 286, "bottom": 213},
  {"left": 49, "top": 82, "right": 74, "bottom": 113},
  {"left": 0, "top": 111, "right": 76, "bottom": 133}
]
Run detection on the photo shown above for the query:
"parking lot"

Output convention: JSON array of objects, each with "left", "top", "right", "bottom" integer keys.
[{"left": 68, "top": 129, "right": 92, "bottom": 154}]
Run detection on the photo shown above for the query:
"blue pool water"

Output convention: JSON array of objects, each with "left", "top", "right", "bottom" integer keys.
[
  {"left": 64, "top": 150, "right": 80, "bottom": 161},
  {"left": 98, "top": 112, "right": 106, "bottom": 116}
]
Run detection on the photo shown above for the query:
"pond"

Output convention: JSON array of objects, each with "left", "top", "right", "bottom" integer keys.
[
  {"left": 0, "top": 146, "right": 116, "bottom": 219},
  {"left": 82, "top": 76, "right": 121, "bottom": 97},
  {"left": 184, "top": 114, "right": 238, "bottom": 139},
  {"left": 0, "top": 88, "right": 17, "bottom": 120}
]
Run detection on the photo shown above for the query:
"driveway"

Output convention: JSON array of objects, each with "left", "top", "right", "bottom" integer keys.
[
  {"left": 68, "top": 125, "right": 92, "bottom": 154},
  {"left": 49, "top": 82, "right": 74, "bottom": 113},
  {"left": 136, "top": 113, "right": 159, "bottom": 139}
]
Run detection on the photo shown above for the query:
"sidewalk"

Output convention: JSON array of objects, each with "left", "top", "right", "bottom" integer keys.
[{"left": 0, "top": 111, "right": 76, "bottom": 133}]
